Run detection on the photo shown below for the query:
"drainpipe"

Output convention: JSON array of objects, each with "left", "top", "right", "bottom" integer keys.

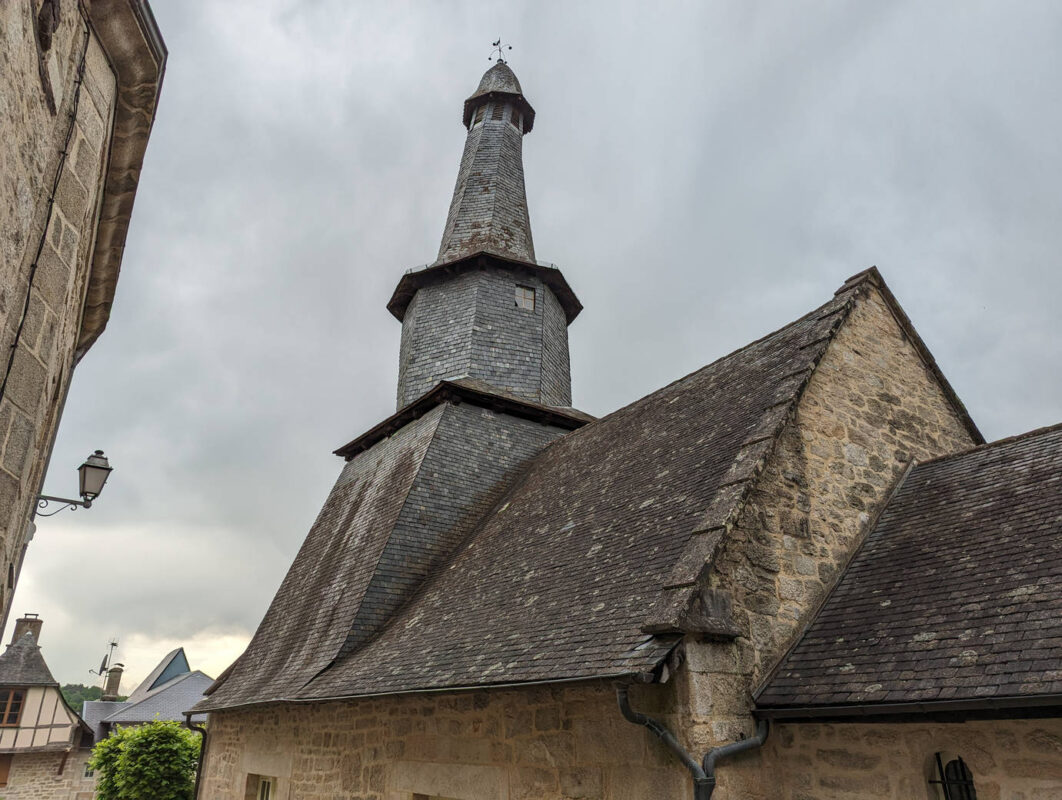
[
  {"left": 184, "top": 712, "right": 207, "bottom": 800},
  {"left": 702, "top": 718, "right": 769, "bottom": 797},
  {"left": 617, "top": 684, "right": 769, "bottom": 799},
  {"left": 617, "top": 684, "right": 712, "bottom": 800}
]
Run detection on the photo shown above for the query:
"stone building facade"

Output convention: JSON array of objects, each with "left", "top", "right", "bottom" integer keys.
[
  {"left": 0, "top": 0, "right": 165, "bottom": 630},
  {"left": 0, "top": 616, "right": 96, "bottom": 800},
  {"left": 194, "top": 58, "right": 1061, "bottom": 800}
]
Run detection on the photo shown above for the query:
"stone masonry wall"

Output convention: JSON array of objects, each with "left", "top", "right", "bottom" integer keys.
[
  {"left": 0, "top": 2, "right": 118, "bottom": 629},
  {"left": 396, "top": 269, "right": 572, "bottom": 409},
  {"left": 199, "top": 681, "right": 694, "bottom": 800},
  {"left": 3, "top": 748, "right": 95, "bottom": 800},
  {"left": 766, "top": 719, "right": 1062, "bottom": 800},
  {"left": 680, "top": 284, "right": 976, "bottom": 797}
]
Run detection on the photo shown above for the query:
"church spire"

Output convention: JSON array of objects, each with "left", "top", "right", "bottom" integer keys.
[
  {"left": 435, "top": 61, "right": 537, "bottom": 266},
  {"left": 389, "top": 60, "right": 581, "bottom": 411}
]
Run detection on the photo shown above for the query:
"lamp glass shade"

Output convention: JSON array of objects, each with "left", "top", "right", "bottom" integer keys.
[{"left": 78, "top": 450, "right": 112, "bottom": 501}]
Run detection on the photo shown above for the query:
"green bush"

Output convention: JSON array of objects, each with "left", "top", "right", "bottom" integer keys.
[{"left": 88, "top": 720, "right": 201, "bottom": 800}]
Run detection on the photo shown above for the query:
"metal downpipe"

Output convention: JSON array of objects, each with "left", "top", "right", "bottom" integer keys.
[
  {"left": 702, "top": 718, "right": 769, "bottom": 798},
  {"left": 616, "top": 685, "right": 770, "bottom": 800},
  {"left": 184, "top": 712, "right": 207, "bottom": 800},
  {"left": 616, "top": 685, "right": 713, "bottom": 800}
]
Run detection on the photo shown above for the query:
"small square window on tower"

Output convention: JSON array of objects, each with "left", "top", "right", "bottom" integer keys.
[{"left": 515, "top": 285, "right": 535, "bottom": 310}]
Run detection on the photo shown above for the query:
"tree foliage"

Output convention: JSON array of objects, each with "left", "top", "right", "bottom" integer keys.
[
  {"left": 61, "top": 683, "right": 127, "bottom": 714},
  {"left": 61, "top": 683, "right": 101, "bottom": 714},
  {"left": 88, "top": 720, "right": 201, "bottom": 800}
]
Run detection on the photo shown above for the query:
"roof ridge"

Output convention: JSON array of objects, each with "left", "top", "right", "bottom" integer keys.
[{"left": 913, "top": 420, "right": 1062, "bottom": 468}]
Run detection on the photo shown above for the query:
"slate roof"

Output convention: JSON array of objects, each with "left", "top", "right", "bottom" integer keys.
[
  {"left": 103, "top": 671, "right": 212, "bottom": 724},
  {"left": 757, "top": 423, "right": 1062, "bottom": 716},
  {"left": 440, "top": 62, "right": 537, "bottom": 267},
  {"left": 462, "top": 61, "right": 535, "bottom": 131},
  {"left": 197, "top": 272, "right": 929, "bottom": 713},
  {"left": 82, "top": 700, "right": 126, "bottom": 741},
  {"left": 0, "top": 633, "right": 58, "bottom": 686},
  {"left": 123, "top": 647, "right": 189, "bottom": 705}
]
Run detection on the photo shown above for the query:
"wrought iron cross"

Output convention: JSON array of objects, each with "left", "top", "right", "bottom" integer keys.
[{"left": 489, "top": 39, "right": 512, "bottom": 63}]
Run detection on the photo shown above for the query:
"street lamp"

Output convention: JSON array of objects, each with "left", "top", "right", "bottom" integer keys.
[{"left": 36, "top": 450, "right": 113, "bottom": 517}]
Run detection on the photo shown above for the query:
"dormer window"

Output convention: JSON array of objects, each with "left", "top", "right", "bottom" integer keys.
[{"left": 515, "top": 285, "right": 535, "bottom": 311}]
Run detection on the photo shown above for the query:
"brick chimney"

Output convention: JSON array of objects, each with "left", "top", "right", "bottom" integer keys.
[
  {"left": 11, "top": 613, "right": 42, "bottom": 645},
  {"left": 102, "top": 663, "right": 124, "bottom": 701}
]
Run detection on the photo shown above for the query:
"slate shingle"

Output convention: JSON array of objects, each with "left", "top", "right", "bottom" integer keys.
[{"left": 757, "top": 424, "right": 1062, "bottom": 714}]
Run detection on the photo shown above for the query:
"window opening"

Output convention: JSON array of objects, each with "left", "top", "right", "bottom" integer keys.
[
  {"left": 473, "top": 105, "right": 485, "bottom": 126},
  {"left": 930, "top": 753, "right": 976, "bottom": 800},
  {"left": 510, "top": 109, "right": 521, "bottom": 129},
  {"left": 84, "top": 763, "right": 94, "bottom": 778},
  {"left": 515, "top": 285, "right": 535, "bottom": 311},
  {"left": 257, "top": 776, "right": 276, "bottom": 800},
  {"left": 0, "top": 690, "right": 23, "bottom": 726},
  {"left": 491, "top": 103, "right": 504, "bottom": 121}
]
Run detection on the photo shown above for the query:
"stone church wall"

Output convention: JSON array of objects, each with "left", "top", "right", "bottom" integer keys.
[
  {"left": 199, "top": 680, "right": 691, "bottom": 800},
  {"left": 765, "top": 718, "right": 1062, "bottom": 800},
  {"left": 0, "top": 1, "right": 118, "bottom": 629},
  {"left": 679, "top": 283, "right": 977, "bottom": 796}
]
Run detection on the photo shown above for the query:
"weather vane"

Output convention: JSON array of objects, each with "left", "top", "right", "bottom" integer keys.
[{"left": 489, "top": 39, "right": 512, "bottom": 64}]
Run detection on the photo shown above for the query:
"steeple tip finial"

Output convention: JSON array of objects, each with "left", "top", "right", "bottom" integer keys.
[{"left": 489, "top": 38, "right": 512, "bottom": 64}]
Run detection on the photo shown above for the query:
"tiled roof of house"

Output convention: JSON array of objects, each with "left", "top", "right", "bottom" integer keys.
[
  {"left": 82, "top": 700, "right": 126, "bottom": 741},
  {"left": 757, "top": 423, "right": 1062, "bottom": 716},
  {"left": 197, "top": 272, "right": 920, "bottom": 713},
  {"left": 0, "top": 633, "right": 58, "bottom": 686}
]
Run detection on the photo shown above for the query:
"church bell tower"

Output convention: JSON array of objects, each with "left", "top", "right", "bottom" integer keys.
[{"left": 388, "top": 60, "right": 582, "bottom": 410}]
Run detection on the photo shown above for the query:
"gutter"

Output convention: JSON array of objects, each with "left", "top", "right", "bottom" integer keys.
[
  {"left": 756, "top": 692, "right": 1062, "bottom": 722},
  {"left": 617, "top": 684, "right": 768, "bottom": 800},
  {"left": 184, "top": 712, "right": 207, "bottom": 800}
]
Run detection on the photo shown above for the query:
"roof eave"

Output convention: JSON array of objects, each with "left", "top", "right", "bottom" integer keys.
[
  {"left": 387, "top": 252, "right": 582, "bottom": 324},
  {"left": 333, "top": 379, "right": 591, "bottom": 460},
  {"left": 75, "top": 0, "right": 167, "bottom": 359},
  {"left": 756, "top": 693, "right": 1062, "bottom": 723}
]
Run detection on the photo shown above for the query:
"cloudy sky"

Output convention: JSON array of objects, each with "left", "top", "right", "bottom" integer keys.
[{"left": 11, "top": 0, "right": 1061, "bottom": 689}]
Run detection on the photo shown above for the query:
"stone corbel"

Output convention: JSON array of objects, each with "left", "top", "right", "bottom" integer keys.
[{"left": 642, "top": 583, "right": 742, "bottom": 639}]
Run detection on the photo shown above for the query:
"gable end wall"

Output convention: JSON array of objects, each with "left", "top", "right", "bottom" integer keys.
[{"left": 680, "top": 284, "right": 976, "bottom": 796}]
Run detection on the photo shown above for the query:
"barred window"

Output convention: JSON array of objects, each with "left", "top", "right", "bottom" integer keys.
[{"left": 930, "top": 753, "right": 976, "bottom": 800}]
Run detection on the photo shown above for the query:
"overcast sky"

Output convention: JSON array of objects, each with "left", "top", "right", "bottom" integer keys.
[{"left": 10, "top": 0, "right": 1061, "bottom": 689}]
